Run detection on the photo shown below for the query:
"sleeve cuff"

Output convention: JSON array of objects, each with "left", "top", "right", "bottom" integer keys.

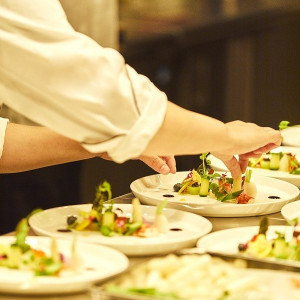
[
  {"left": 0, "top": 118, "right": 9, "bottom": 158},
  {"left": 82, "top": 90, "right": 168, "bottom": 163}
]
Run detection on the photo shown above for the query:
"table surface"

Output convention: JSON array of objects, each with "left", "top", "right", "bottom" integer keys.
[{"left": 0, "top": 192, "right": 296, "bottom": 300}]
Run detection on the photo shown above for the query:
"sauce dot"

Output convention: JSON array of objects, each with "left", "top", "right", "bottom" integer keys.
[
  {"left": 170, "top": 228, "right": 182, "bottom": 231},
  {"left": 57, "top": 229, "right": 71, "bottom": 233},
  {"left": 268, "top": 195, "right": 280, "bottom": 199}
]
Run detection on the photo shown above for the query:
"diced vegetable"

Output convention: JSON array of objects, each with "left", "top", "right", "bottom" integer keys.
[
  {"left": 232, "top": 174, "right": 242, "bottom": 193},
  {"left": 244, "top": 169, "right": 257, "bottom": 198},
  {"left": 260, "top": 158, "right": 270, "bottom": 169},
  {"left": 270, "top": 153, "right": 280, "bottom": 170},
  {"left": 199, "top": 178, "right": 210, "bottom": 197},
  {"left": 132, "top": 198, "right": 143, "bottom": 223},
  {"left": 154, "top": 200, "right": 168, "bottom": 233},
  {"left": 279, "top": 154, "right": 289, "bottom": 172},
  {"left": 186, "top": 185, "right": 200, "bottom": 195},
  {"left": 102, "top": 211, "right": 115, "bottom": 228}
]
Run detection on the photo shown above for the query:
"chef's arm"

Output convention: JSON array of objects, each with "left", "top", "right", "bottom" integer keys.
[
  {"left": 143, "top": 101, "right": 281, "bottom": 177},
  {"left": 0, "top": 122, "right": 176, "bottom": 174},
  {"left": 0, "top": 122, "right": 96, "bottom": 173}
]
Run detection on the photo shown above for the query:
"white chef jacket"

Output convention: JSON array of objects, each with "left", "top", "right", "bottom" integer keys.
[
  {"left": 0, "top": 117, "right": 8, "bottom": 158},
  {"left": 0, "top": 0, "right": 168, "bottom": 163}
]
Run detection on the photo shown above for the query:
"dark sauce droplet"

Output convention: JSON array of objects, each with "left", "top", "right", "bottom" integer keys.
[
  {"left": 268, "top": 195, "right": 280, "bottom": 199},
  {"left": 170, "top": 228, "right": 182, "bottom": 231},
  {"left": 86, "top": 267, "right": 96, "bottom": 271},
  {"left": 57, "top": 229, "right": 72, "bottom": 233},
  {"left": 163, "top": 194, "right": 174, "bottom": 198},
  {"left": 115, "top": 207, "right": 124, "bottom": 214}
]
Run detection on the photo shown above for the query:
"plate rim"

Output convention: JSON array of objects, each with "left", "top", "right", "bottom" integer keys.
[
  {"left": 29, "top": 203, "right": 213, "bottom": 253},
  {"left": 197, "top": 224, "right": 299, "bottom": 249},
  {"left": 281, "top": 200, "right": 300, "bottom": 221},
  {"left": 0, "top": 235, "right": 129, "bottom": 295},
  {"left": 130, "top": 171, "right": 300, "bottom": 217}
]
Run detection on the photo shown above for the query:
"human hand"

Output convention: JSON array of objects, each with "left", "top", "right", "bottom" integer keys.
[
  {"left": 212, "top": 121, "right": 281, "bottom": 178},
  {"left": 98, "top": 153, "right": 176, "bottom": 175},
  {"left": 139, "top": 155, "right": 176, "bottom": 175},
  {"left": 213, "top": 143, "right": 279, "bottom": 178}
]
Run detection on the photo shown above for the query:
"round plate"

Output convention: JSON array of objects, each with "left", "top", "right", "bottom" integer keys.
[
  {"left": 281, "top": 126, "right": 300, "bottom": 147},
  {"left": 209, "top": 146, "right": 300, "bottom": 187},
  {"left": 29, "top": 204, "right": 212, "bottom": 256},
  {"left": 0, "top": 236, "right": 128, "bottom": 295},
  {"left": 281, "top": 200, "right": 300, "bottom": 222},
  {"left": 197, "top": 225, "right": 300, "bottom": 266},
  {"left": 130, "top": 172, "right": 299, "bottom": 217}
]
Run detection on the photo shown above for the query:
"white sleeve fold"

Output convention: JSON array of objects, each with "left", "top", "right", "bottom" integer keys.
[
  {"left": 0, "top": 118, "right": 9, "bottom": 158},
  {"left": 0, "top": 0, "right": 168, "bottom": 163}
]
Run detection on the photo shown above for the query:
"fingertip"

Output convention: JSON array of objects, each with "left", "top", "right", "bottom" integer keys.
[{"left": 159, "top": 164, "right": 170, "bottom": 175}]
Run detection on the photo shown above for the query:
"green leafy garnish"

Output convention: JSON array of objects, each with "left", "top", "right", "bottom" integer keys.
[
  {"left": 209, "top": 183, "right": 243, "bottom": 202},
  {"left": 13, "top": 209, "right": 43, "bottom": 252},
  {"left": 92, "top": 180, "right": 113, "bottom": 213},
  {"left": 259, "top": 217, "right": 269, "bottom": 235},
  {"left": 196, "top": 153, "right": 211, "bottom": 175},
  {"left": 279, "top": 120, "right": 290, "bottom": 131},
  {"left": 106, "top": 285, "right": 182, "bottom": 299}
]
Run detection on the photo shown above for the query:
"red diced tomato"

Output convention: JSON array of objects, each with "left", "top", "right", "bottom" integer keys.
[
  {"left": 236, "top": 193, "right": 253, "bottom": 204},
  {"left": 115, "top": 217, "right": 128, "bottom": 228}
]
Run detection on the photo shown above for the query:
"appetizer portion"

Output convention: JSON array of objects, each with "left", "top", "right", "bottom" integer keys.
[
  {"left": 173, "top": 154, "right": 257, "bottom": 204},
  {"left": 66, "top": 181, "right": 169, "bottom": 237},
  {"left": 238, "top": 217, "right": 300, "bottom": 262},
  {"left": 104, "top": 254, "right": 271, "bottom": 300},
  {"left": 248, "top": 151, "right": 300, "bottom": 175},
  {"left": 0, "top": 215, "right": 77, "bottom": 276}
]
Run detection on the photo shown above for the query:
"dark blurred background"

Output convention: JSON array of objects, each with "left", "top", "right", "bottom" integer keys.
[{"left": 1, "top": 0, "right": 299, "bottom": 233}]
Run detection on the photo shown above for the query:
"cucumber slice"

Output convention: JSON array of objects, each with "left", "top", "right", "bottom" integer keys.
[
  {"left": 200, "top": 178, "right": 210, "bottom": 197},
  {"left": 102, "top": 211, "right": 115, "bottom": 227},
  {"left": 260, "top": 159, "right": 270, "bottom": 169},
  {"left": 186, "top": 185, "right": 200, "bottom": 195},
  {"left": 270, "top": 153, "right": 280, "bottom": 170}
]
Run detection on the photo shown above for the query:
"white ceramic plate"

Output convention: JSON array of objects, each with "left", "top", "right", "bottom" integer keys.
[
  {"left": 0, "top": 236, "right": 128, "bottom": 295},
  {"left": 29, "top": 204, "right": 212, "bottom": 256},
  {"left": 97, "top": 257, "right": 300, "bottom": 300},
  {"left": 209, "top": 146, "right": 300, "bottom": 187},
  {"left": 197, "top": 225, "right": 300, "bottom": 266},
  {"left": 281, "top": 126, "right": 300, "bottom": 147},
  {"left": 130, "top": 172, "right": 299, "bottom": 217},
  {"left": 281, "top": 200, "right": 300, "bottom": 222}
]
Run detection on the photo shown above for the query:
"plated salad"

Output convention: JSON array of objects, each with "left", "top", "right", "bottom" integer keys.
[
  {"left": 66, "top": 181, "right": 169, "bottom": 237},
  {"left": 238, "top": 217, "right": 300, "bottom": 262},
  {"left": 103, "top": 254, "right": 277, "bottom": 300},
  {"left": 0, "top": 214, "right": 77, "bottom": 276},
  {"left": 248, "top": 151, "right": 300, "bottom": 175},
  {"left": 173, "top": 153, "right": 257, "bottom": 204}
]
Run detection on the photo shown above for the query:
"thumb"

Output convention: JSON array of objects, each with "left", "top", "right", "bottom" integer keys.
[{"left": 139, "top": 155, "right": 171, "bottom": 174}]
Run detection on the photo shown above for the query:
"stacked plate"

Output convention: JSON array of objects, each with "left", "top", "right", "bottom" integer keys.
[{"left": 2, "top": 139, "right": 299, "bottom": 297}]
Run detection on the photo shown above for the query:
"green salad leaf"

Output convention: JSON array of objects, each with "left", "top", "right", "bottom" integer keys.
[{"left": 279, "top": 120, "right": 290, "bottom": 131}]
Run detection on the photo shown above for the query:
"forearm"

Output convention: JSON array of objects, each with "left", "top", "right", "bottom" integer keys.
[
  {"left": 0, "top": 123, "right": 96, "bottom": 173},
  {"left": 144, "top": 101, "right": 281, "bottom": 179},
  {"left": 144, "top": 101, "right": 229, "bottom": 156}
]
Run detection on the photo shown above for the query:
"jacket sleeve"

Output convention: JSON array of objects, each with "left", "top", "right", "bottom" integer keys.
[{"left": 0, "top": 0, "right": 167, "bottom": 162}]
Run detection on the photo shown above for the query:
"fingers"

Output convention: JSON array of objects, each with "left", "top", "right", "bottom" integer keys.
[
  {"left": 238, "top": 156, "right": 249, "bottom": 173},
  {"left": 252, "top": 143, "right": 280, "bottom": 155},
  {"left": 238, "top": 142, "right": 280, "bottom": 171},
  {"left": 161, "top": 156, "right": 176, "bottom": 174},
  {"left": 139, "top": 155, "right": 176, "bottom": 175},
  {"left": 221, "top": 156, "right": 242, "bottom": 179}
]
